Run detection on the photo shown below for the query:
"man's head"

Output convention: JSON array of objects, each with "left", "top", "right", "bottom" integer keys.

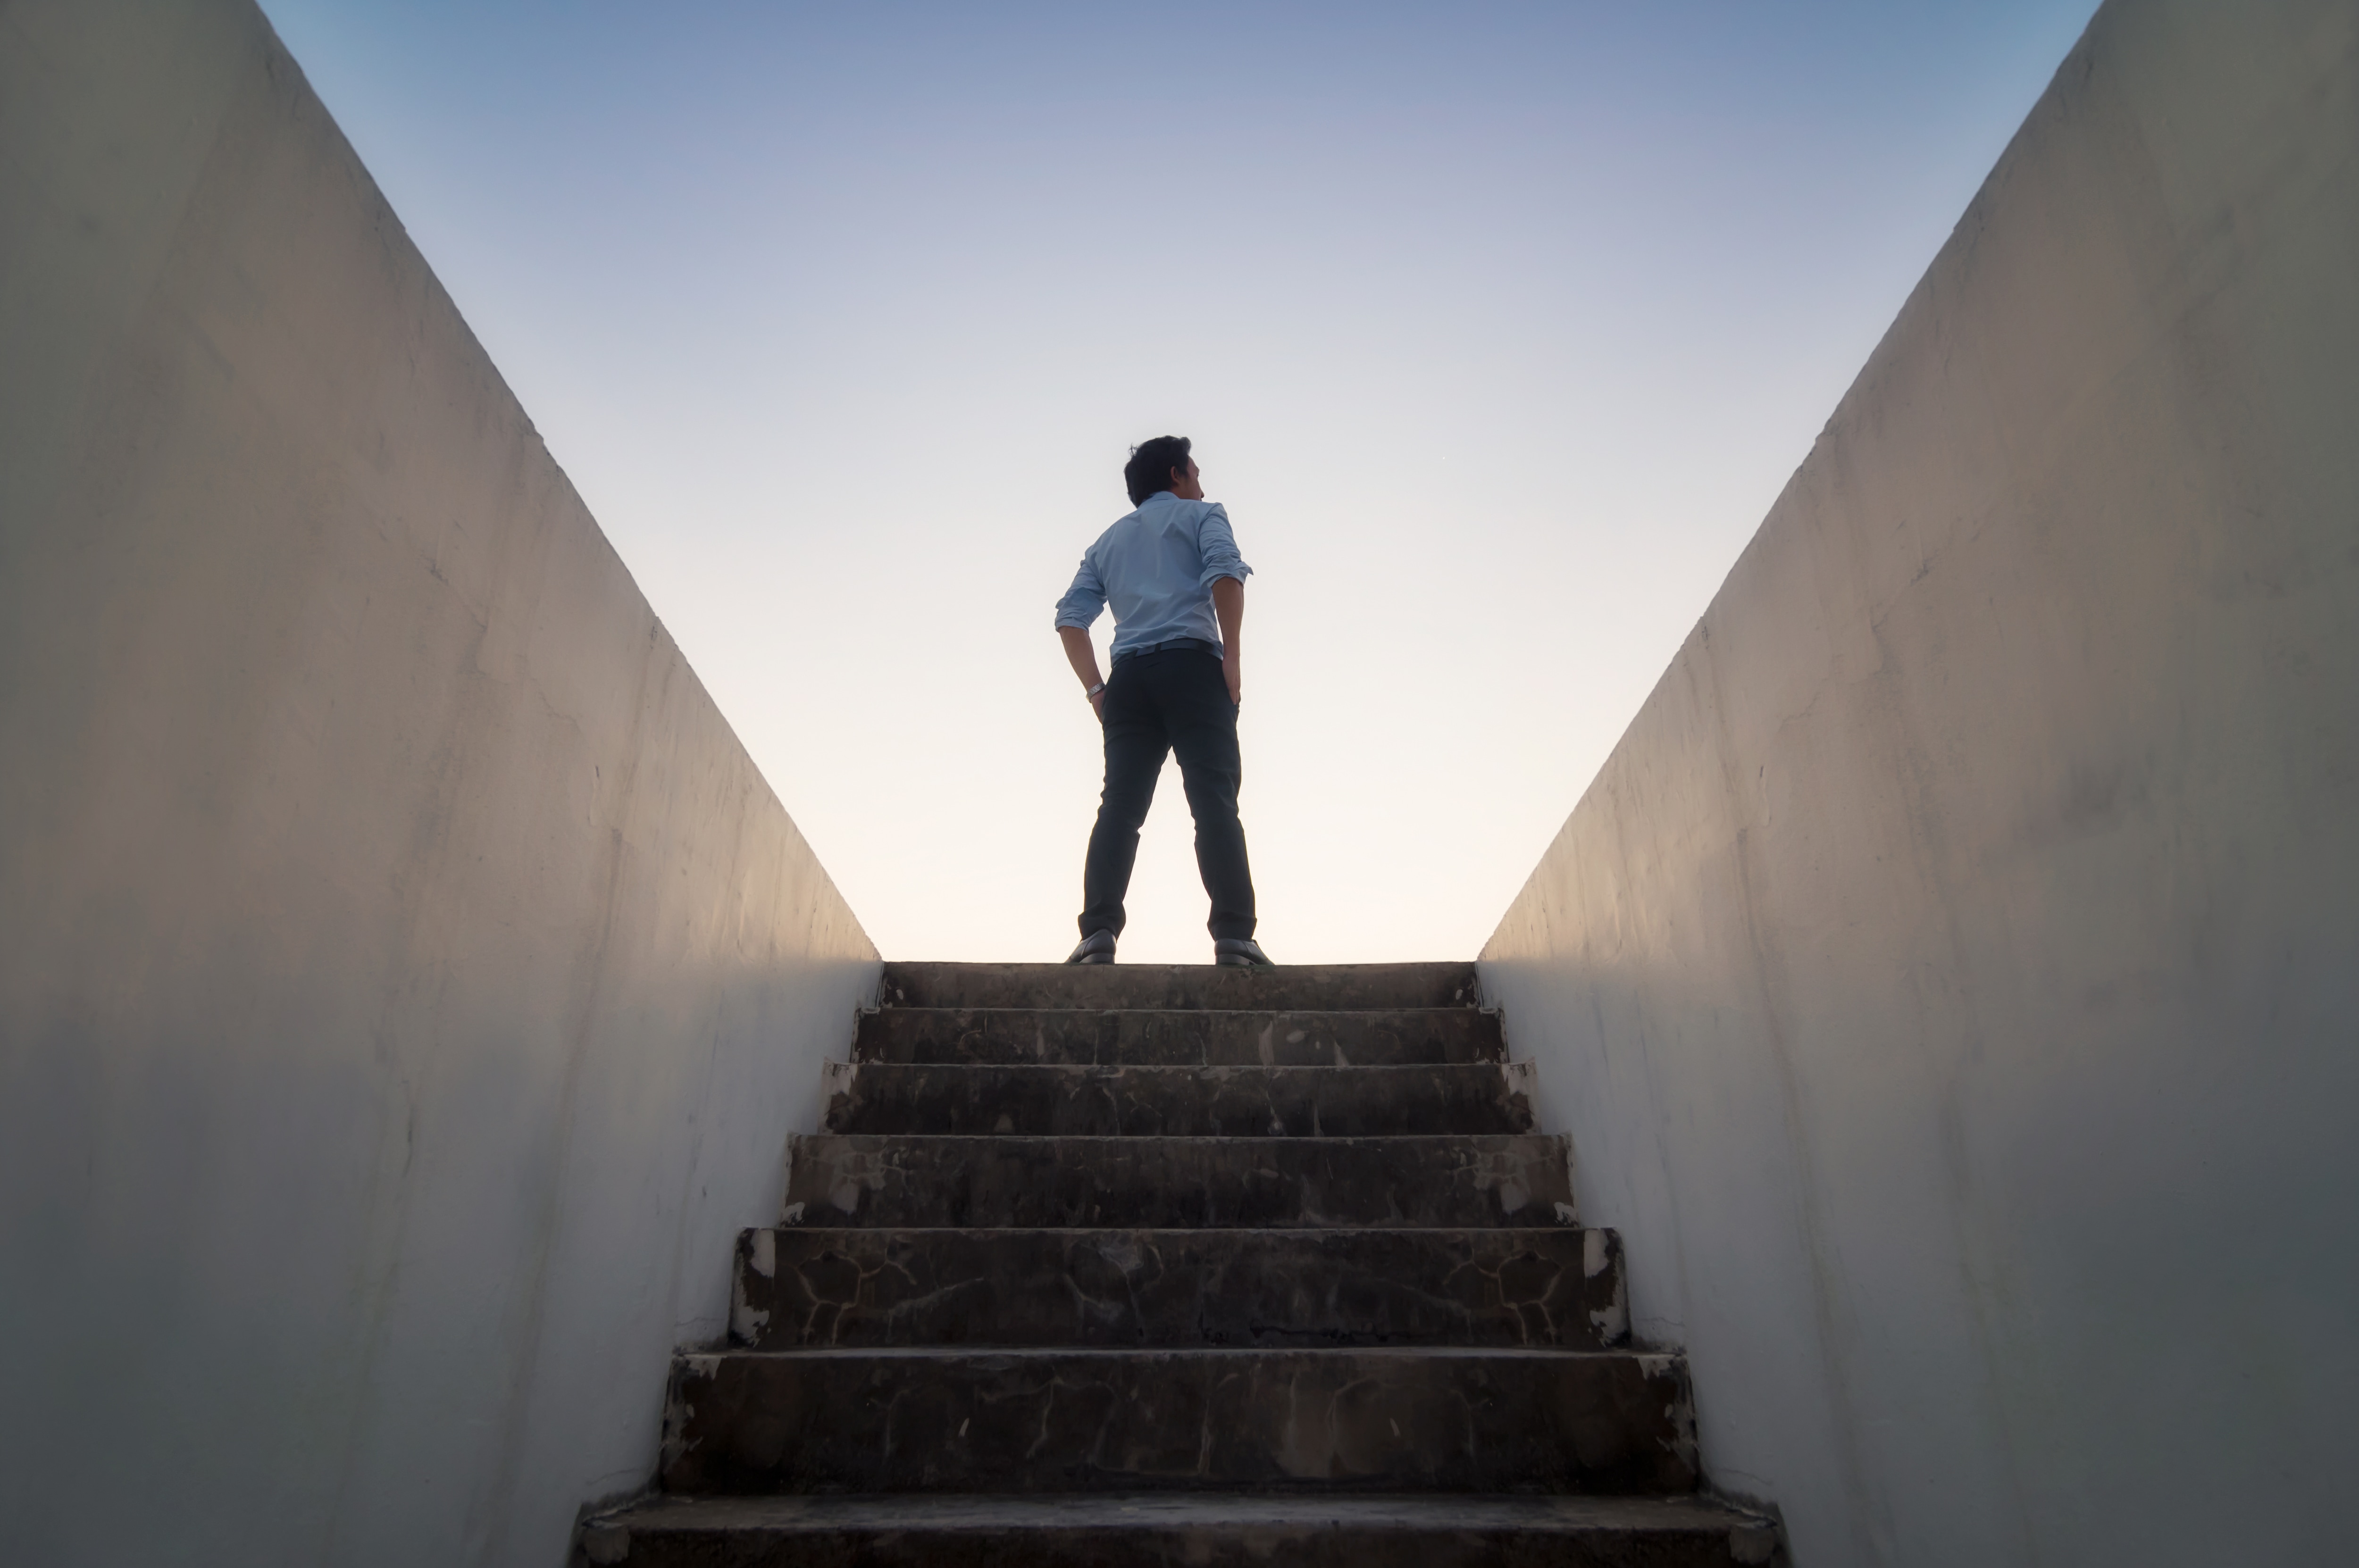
[{"left": 1124, "top": 435, "right": 1201, "bottom": 506}]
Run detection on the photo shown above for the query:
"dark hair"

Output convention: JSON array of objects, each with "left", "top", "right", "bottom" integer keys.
[{"left": 1123, "top": 435, "right": 1192, "bottom": 506}]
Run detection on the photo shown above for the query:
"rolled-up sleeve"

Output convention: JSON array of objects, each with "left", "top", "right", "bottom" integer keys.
[
  {"left": 1054, "top": 552, "right": 1106, "bottom": 630},
  {"left": 1196, "top": 504, "right": 1253, "bottom": 590}
]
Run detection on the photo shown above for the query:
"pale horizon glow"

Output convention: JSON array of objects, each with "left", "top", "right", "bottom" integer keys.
[{"left": 258, "top": 0, "right": 2100, "bottom": 963}]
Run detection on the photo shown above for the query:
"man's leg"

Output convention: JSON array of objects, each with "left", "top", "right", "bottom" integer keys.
[
  {"left": 1165, "top": 653, "right": 1256, "bottom": 941},
  {"left": 1079, "top": 665, "right": 1169, "bottom": 938}
]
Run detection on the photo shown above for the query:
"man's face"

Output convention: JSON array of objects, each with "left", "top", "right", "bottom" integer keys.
[{"left": 1171, "top": 459, "right": 1204, "bottom": 500}]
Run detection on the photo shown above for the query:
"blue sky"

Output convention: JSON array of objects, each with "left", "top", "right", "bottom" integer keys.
[{"left": 259, "top": 0, "right": 2101, "bottom": 962}]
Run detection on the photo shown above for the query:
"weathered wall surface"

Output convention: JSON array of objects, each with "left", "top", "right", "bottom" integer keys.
[
  {"left": 1480, "top": 1, "right": 2357, "bottom": 1563},
  {"left": 0, "top": 2, "right": 878, "bottom": 1562}
]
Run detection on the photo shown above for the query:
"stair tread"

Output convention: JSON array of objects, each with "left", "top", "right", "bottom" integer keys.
[
  {"left": 688, "top": 1345, "right": 1665, "bottom": 1361},
  {"left": 662, "top": 1343, "right": 1697, "bottom": 1496},
  {"left": 868, "top": 1009, "right": 1491, "bottom": 1023},
  {"left": 855, "top": 1006, "right": 1503, "bottom": 1067},
  {"left": 832, "top": 1060, "right": 1517, "bottom": 1071},
  {"left": 747, "top": 1225, "right": 1601, "bottom": 1236},
  {"left": 878, "top": 962, "right": 1481, "bottom": 1012},
  {"left": 794, "top": 1132, "right": 1552, "bottom": 1143},
  {"left": 824, "top": 1062, "right": 1535, "bottom": 1134},
  {"left": 887, "top": 962, "right": 1476, "bottom": 975},
  {"left": 597, "top": 1490, "right": 1769, "bottom": 1531},
  {"left": 737, "top": 1221, "right": 1624, "bottom": 1350},
  {"left": 783, "top": 1133, "right": 1576, "bottom": 1229}
]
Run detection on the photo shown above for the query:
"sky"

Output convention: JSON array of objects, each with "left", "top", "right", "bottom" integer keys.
[{"left": 258, "top": 0, "right": 2100, "bottom": 964}]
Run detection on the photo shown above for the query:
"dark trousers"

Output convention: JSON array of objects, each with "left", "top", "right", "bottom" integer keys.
[{"left": 1080, "top": 648, "right": 1257, "bottom": 941}]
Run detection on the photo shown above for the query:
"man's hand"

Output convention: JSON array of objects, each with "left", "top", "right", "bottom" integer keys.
[
  {"left": 1089, "top": 689, "right": 1106, "bottom": 723},
  {"left": 1222, "top": 652, "right": 1242, "bottom": 708}
]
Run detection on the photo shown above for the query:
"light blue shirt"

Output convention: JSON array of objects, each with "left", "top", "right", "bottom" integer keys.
[{"left": 1053, "top": 491, "right": 1254, "bottom": 660}]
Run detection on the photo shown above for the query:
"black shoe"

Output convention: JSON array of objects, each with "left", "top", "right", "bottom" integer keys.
[
  {"left": 1213, "top": 936, "right": 1273, "bottom": 967},
  {"left": 1066, "top": 930, "right": 1116, "bottom": 965}
]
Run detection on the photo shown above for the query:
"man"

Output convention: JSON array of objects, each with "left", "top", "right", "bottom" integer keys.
[{"left": 1054, "top": 436, "right": 1273, "bottom": 967}]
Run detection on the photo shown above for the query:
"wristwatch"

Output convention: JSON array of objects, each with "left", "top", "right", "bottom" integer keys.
[{"left": 1086, "top": 683, "right": 1106, "bottom": 699}]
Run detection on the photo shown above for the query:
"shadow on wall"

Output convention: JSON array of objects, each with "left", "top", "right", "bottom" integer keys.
[{"left": 1481, "top": 0, "right": 2359, "bottom": 1565}]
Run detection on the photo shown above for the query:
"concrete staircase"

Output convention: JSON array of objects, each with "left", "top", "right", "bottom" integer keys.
[{"left": 584, "top": 962, "right": 1781, "bottom": 1565}]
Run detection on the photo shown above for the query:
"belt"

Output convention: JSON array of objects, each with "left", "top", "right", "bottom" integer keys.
[{"left": 1114, "top": 635, "right": 1221, "bottom": 663}]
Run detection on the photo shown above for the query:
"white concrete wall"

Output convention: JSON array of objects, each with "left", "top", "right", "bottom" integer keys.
[
  {"left": 0, "top": 2, "right": 879, "bottom": 1562},
  {"left": 1480, "top": 1, "right": 2357, "bottom": 1563}
]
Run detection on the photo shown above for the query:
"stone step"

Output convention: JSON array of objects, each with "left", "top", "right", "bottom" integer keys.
[
  {"left": 732, "top": 1226, "right": 1627, "bottom": 1351},
  {"left": 585, "top": 1493, "right": 1784, "bottom": 1568},
  {"left": 853, "top": 1006, "right": 1505, "bottom": 1067},
  {"left": 820, "top": 1062, "right": 1537, "bottom": 1137},
  {"left": 660, "top": 1347, "right": 1697, "bottom": 1497},
  {"left": 782, "top": 1134, "right": 1576, "bottom": 1229},
  {"left": 878, "top": 962, "right": 1481, "bottom": 1012}
]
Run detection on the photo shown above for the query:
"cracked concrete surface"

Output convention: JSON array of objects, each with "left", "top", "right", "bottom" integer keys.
[
  {"left": 616, "top": 959, "right": 1769, "bottom": 1560},
  {"left": 781, "top": 1133, "right": 1577, "bottom": 1228},
  {"left": 663, "top": 1347, "right": 1696, "bottom": 1495},
  {"left": 733, "top": 1226, "right": 1628, "bottom": 1350},
  {"left": 823, "top": 1062, "right": 1536, "bottom": 1137},
  {"left": 853, "top": 1004, "right": 1506, "bottom": 1067}
]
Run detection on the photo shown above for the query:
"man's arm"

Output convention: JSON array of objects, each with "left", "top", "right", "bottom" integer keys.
[
  {"left": 1194, "top": 505, "right": 1252, "bottom": 709},
  {"left": 1060, "top": 626, "right": 1107, "bottom": 721},
  {"left": 1054, "top": 550, "right": 1110, "bottom": 719},
  {"left": 1212, "top": 576, "right": 1244, "bottom": 706}
]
